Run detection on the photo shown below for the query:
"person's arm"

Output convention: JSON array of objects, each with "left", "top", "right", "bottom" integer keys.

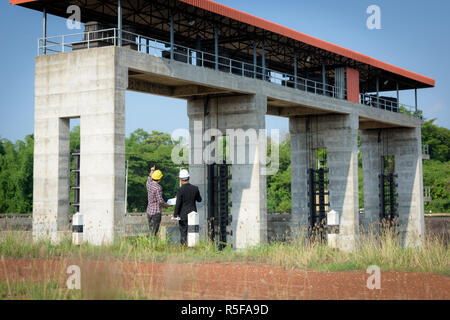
[
  {"left": 196, "top": 187, "right": 202, "bottom": 203},
  {"left": 174, "top": 188, "right": 182, "bottom": 218},
  {"left": 155, "top": 185, "right": 169, "bottom": 208},
  {"left": 149, "top": 166, "right": 155, "bottom": 178},
  {"left": 146, "top": 175, "right": 151, "bottom": 192}
]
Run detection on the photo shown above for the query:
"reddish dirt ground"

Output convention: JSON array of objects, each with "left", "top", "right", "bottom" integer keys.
[{"left": 1, "top": 257, "right": 449, "bottom": 300}]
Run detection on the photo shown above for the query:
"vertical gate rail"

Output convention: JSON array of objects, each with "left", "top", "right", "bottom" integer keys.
[
  {"left": 70, "top": 149, "right": 80, "bottom": 213},
  {"left": 379, "top": 173, "right": 399, "bottom": 226},
  {"left": 308, "top": 168, "right": 329, "bottom": 241},
  {"left": 207, "top": 163, "right": 232, "bottom": 250}
]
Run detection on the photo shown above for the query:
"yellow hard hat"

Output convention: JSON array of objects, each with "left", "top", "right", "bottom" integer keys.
[{"left": 151, "top": 170, "right": 163, "bottom": 180}]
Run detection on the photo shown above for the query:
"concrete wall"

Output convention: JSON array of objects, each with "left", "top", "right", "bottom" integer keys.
[
  {"left": 290, "top": 114, "right": 359, "bottom": 251},
  {"left": 34, "top": 47, "right": 127, "bottom": 245},
  {"left": 0, "top": 212, "right": 293, "bottom": 243},
  {"left": 187, "top": 95, "right": 267, "bottom": 249},
  {"left": 3, "top": 213, "right": 444, "bottom": 244},
  {"left": 360, "top": 127, "right": 425, "bottom": 246}
]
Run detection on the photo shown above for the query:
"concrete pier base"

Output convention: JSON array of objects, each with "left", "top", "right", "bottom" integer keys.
[
  {"left": 187, "top": 95, "right": 267, "bottom": 250},
  {"left": 33, "top": 117, "right": 71, "bottom": 242},
  {"left": 33, "top": 48, "right": 126, "bottom": 244},
  {"left": 290, "top": 114, "right": 359, "bottom": 252},
  {"left": 361, "top": 127, "right": 425, "bottom": 247}
]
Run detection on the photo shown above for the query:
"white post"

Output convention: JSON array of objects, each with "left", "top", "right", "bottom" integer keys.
[
  {"left": 188, "top": 211, "right": 199, "bottom": 247},
  {"left": 72, "top": 212, "right": 83, "bottom": 245},
  {"left": 327, "top": 209, "right": 340, "bottom": 249}
]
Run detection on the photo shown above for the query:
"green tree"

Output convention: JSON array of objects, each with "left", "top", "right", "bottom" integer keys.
[
  {"left": 125, "top": 129, "right": 182, "bottom": 212},
  {"left": 423, "top": 160, "right": 450, "bottom": 212},
  {"left": 267, "top": 134, "right": 291, "bottom": 211},
  {"left": 422, "top": 119, "right": 450, "bottom": 162},
  {"left": 0, "top": 135, "right": 34, "bottom": 213}
]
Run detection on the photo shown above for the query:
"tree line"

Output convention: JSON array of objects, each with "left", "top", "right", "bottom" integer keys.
[{"left": 0, "top": 119, "right": 448, "bottom": 213}]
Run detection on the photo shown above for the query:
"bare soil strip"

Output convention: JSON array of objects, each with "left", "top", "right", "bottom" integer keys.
[{"left": 1, "top": 257, "right": 449, "bottom": 300}]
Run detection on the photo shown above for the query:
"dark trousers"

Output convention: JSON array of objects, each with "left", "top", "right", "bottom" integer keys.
[
  {"left": 179, "top": 219, "right": 188, "bottom": 245},
  {"left": 147, "top": 213, "right": 161, "bottom": 237}
]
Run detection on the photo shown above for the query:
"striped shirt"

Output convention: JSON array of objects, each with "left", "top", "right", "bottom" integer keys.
[{"left": 146, "top": 176, "right": 164, "bottom": 216}]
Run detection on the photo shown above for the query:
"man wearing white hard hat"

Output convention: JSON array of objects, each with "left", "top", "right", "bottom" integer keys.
[{"left": 173, "top": 169, "right": 202, "bottom": 245}]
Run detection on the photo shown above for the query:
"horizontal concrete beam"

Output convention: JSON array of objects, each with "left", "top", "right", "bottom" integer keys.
[
  {"left": 128, "top": 78, "right": 172, "bottom": 96},
  {"left": 172, "top": 85, "right": 230, "bottom": 98},
  {"left": 116, "top": 46, "right": 421, "bottom": 128},
  {"left": 128, "top": 78, "right": 230, "bottom": 99},
  {"left": 267, "top": 105, "right": 331, "bottom": 117},
  {"left": 359, "top": 120, "right": 399, "bottom": 130}
]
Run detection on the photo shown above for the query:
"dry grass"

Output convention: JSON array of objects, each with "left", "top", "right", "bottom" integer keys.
[{"left": 0, "top": 227, "right": 448, "bottom": 299}]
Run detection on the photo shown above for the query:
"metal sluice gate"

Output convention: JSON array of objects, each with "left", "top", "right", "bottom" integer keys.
[
  {"left": 70, "top": 149, "right": 80, "bottom": 213},
  {"left": 308, "top": 167, "right": 329, "bottom": 241},
  {"left": 207, "top": 163, "right": 232, "bottom": 250},
  {"left": 379, "top": 173, "right": 398, "bottom": 226}
]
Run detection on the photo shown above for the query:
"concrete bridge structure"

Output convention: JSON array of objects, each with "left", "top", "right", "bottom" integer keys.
[{"left": 11, "top": 0, "right": 435, "bottom": 251}]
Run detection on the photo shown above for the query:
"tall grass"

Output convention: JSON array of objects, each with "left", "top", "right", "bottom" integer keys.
[{"left": 0, "top": 227, "right": 448, "bottom": 275}]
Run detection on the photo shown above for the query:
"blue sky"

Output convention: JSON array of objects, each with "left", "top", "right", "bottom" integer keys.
[{"left": 0, "top": 0, "right": 448, "bottom": 142}]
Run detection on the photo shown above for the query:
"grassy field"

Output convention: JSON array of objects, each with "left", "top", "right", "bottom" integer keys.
[
  {"left": 0, "top": 228, "right": 448, "bottom": 274},
  {"left": 0, "top": 228, "right": 448, "bottom": 299}
]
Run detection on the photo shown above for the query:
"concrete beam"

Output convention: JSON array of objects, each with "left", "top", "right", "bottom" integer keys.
[
  {"left": 118, "top": 46, "right": 421, "bottom": 128},
  {"left": 172, "top": 85, "right": 230, "bottom": 98},
  {"left": 268, "top": 106, "right": 330, "bottom": 117},
  {"left": 359, "top": 119, "right": 399, "bottom": 130},
  {"left": 128, "top": 78, "right": 173, "bottom": 96}
]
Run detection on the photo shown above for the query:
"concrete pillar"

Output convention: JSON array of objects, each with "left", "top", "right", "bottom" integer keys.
[
  {"left": 289, "top": 114, "right": 359, "bottom": 251},
  {"left": 33, "top": 47, "right": 126, "bottom": 245},
  {"left": 360, "top": 130, "right": 382, "bottom": 231},
  {"left": 360, "top": 127, "right": 424, "bottom": 247},
  {"left": 289, "top": 117, "right": 309, "bottom": 237},
  {"left": 33, "top": 117, "right": 70, "bottom": 242},
  {"left": 187, "top": 94, "right": 267, "bottom": 250},
  {"left": 395, "top": 127, "right": 424, "bottom": 246}
]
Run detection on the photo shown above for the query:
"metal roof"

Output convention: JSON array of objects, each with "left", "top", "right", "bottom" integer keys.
[{"left": 10, "top": 0, "right": 435, "bottom": 90}]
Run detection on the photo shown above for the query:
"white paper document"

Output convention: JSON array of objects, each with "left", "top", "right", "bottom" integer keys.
[{"left": 167, "top": 198, "right": 177, "bottom": 206}]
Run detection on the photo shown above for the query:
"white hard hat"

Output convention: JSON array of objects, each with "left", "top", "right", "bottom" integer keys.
[{"left": 179, "top": 169, "right": 190, "bottom": 180}]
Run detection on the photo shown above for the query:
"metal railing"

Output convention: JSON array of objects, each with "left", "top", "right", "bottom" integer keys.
[
  {"left": 359, "top": 93, "right": 419, "bottom": 117},
  {"left": 38, "top": 28, "right": 422, "bottom": 117}
]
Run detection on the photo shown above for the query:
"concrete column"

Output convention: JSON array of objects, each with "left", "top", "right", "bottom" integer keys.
[
  {"left": 360, "top": 127, "right": 424, "bottom": 247},
  {"left": 34, "top": 47, "right": 126, "bottom": 245},
  {"left": 289, "top": 117, "right": 309, "bottom": 237},
  {"left": 289, "top": 114, "right": 359, "bottom": 251},
  {"left": 80, "top": 93, "right": 126, "bottom": 245},
  {"left": 33, "top": 117, "right": 70, "bottom": 242},
  {"left": 187, "top": 94, "right": 267, "bottom": 250},
  {"left": 394, "top": 127, "right": 424, "bottom": 247},
  {"left": 360, "top": 129, "right": 382, "bottom": 231}
]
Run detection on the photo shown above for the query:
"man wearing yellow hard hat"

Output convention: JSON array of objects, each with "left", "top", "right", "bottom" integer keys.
[{"left": 146, "top": 166, "right": 170, "bottom": 237}]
